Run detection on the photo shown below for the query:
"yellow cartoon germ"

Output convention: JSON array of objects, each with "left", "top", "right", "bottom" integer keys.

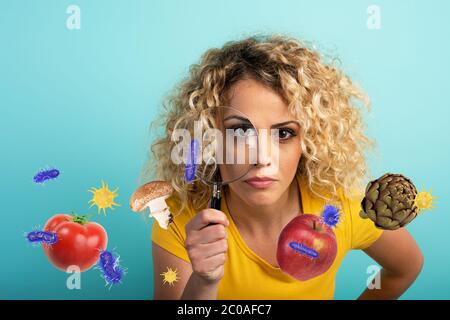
[
  {"left": 161, "top": 267, "right": 179, "bottom": 286},
  {"left": 88, "top": 180, "right": 120, "bottom": 215},
  {"left": 414, "top": 186, "right": 437, "bottom": 212}
]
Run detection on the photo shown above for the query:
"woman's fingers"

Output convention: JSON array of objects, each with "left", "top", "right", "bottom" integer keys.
[
  {"left": 201, "top": 253, "right": 227, "bottom": 273},
  {"left": 185, "top": 209, "right": 230, "bottom": 283},
  {"left": 187, "top": 209, "right": 229, "bottom": 231},
  {"left": 188, "top": 239, "right": 228, "bottom": 260},
  {"left": 188, "top": 224, "right": 228, "bottom": 245}
]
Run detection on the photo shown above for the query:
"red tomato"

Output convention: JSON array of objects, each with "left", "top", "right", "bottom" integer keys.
[{"left": 43, "top": 214, "right": 108, "bottom": 272}]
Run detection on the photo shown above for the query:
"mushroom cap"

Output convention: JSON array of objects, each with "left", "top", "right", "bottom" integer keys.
[{"left": 130, "top": 180, "right": 174, "bottom": 212}]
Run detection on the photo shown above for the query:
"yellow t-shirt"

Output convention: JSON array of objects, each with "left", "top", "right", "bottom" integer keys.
[{"left": 151, "top": 174, "right": 383, "bottom": 299}]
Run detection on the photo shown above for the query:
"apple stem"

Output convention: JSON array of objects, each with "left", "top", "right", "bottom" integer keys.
[{"left": 313, "top": 220, "right": 317, "bottom": 230}]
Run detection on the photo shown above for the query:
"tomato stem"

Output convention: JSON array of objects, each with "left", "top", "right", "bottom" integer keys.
[{"left": 71, "top": 214, "right": 89, "bottom": 225}]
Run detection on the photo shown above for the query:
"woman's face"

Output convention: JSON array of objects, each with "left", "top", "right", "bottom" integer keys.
[{"left": 219, "top": 78, "right": 302, "bottom": 207}]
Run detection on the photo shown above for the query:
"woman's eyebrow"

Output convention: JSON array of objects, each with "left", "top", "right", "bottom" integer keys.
[
  {"left": 223, "top": 115, "right": 252, "bottom": 123},
  {"left": 271, "top": 121, "right": 300, "bottom": 128},
  {"left": 223, "top": 116, "right": 299, "bottom": 128}
]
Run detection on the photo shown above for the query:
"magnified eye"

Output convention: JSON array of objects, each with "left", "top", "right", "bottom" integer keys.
[
  {"left": 235, "top": 128, "right": 246, "bottom": 137},
  {"left": 244, "top": 128, "right": 257, "bottom": 137},
  {"left": 231, "top": 125, "right": 256, "bottom": 137}
]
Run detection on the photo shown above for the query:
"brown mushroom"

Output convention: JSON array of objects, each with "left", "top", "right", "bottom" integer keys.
[{"left": 130, "top": 181, "right": 174, "bottom": 229}]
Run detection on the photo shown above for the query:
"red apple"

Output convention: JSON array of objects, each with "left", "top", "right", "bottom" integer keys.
[{"left": 277, "top": 214, "right": 337, "bottom": 281}]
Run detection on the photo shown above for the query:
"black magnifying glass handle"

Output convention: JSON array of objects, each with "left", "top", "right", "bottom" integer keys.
[
  {"left": 210, "top": 183, "right": 221, "bottom": 210},
  {"left": 205, "top": 184, "right": 221, "bottom": 228}
]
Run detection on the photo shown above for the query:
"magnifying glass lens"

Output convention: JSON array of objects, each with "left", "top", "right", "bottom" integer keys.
[
  {"left": 175, "top": 106, "right": 259, "bottom": 210},
  {"left": 200, "top": 106, "right": 258, "bottom": 185}
]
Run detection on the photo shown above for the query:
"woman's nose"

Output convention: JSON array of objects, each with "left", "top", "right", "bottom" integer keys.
[
  {"left": 256, "top": 129, "right": 277, "bottom": 167},
  {"left": 257, "top": 151, "right": 271, "bottom": 166}
]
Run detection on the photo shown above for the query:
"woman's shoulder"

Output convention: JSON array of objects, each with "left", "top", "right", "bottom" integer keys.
[
  {"left": 297, "top": 175, "right": 374, "bottom": 249},
  {"left": 298, "top": 174, "right": 364, "bottom": 215},
  {"left": 151, "top": 192, "right": 197, "bottom": 247},
  {"left": 334, "top": 186, "right": 384, "bottom": 250},
  {"left": 165, "top": 193, "right": 197, "bottom": 225}
]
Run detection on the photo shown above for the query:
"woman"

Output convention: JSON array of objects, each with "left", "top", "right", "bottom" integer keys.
[{"left": 147, "top": 34, "right": 423, "bottom": 299}]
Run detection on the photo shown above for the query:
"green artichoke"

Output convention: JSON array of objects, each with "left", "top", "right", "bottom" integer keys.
[{"left": 359, "top": 173, "right": 419, "bottom": 230}]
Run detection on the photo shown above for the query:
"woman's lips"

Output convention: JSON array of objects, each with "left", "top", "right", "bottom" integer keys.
[{"left": 244, "top": 177, "right": 276, "bottom": 189}]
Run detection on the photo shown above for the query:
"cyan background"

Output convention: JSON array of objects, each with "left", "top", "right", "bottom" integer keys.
[{"left": 1, "top": 0, "right": 448, "bottom": 299}]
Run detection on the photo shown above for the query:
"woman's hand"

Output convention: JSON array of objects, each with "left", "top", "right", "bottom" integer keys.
[{"left": 184, "top": 209, "right": 230, "bottom": 284}]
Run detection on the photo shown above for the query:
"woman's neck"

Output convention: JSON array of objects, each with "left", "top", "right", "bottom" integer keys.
[{"left": 225, "top": 177, "right": 302, "bottom": 237}]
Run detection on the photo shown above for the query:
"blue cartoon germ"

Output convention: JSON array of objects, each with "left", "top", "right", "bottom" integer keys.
[
  {"left": 288, "top": 241, "right": 319, "bottom": 259},
  {"left": 321, "top": 204, "right": 340, "bottom": 228},
  {"left": 33, "top": 168, "right": 60, "bottom": 184},
  {"left": 98, "top": 250, "right": 125, "bottom": 287},
  {"left": 185, "top": 139, "right": 199, "bottom": 183},
  {"left": 25, "top": 230, "right": 58, "bottom": 245}
]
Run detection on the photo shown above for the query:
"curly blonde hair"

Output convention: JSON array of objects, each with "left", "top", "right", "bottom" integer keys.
[{"left": 143, "top": 34, "right": 376, "bottom": 216}]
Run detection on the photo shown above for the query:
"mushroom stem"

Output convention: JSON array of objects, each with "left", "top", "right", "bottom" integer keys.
[
  {"left": 148, "top": 207, "right": 172, "bottom": 230},
  {"left": 146, "top": 195, "right": 172, "bottom": 230}
]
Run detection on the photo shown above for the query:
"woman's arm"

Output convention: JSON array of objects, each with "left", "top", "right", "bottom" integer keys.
[
  {"left": 358, "top": 228, "right": 424, "bottom": 300},
  {"left": 152, "top": 242, "right": 192, "bottom": 299},
  {"left": 152, "top": 243, "right": 222, "bottom": 299},
  {"left": 153, "top": 208, "right": 229, "bottom": 300}
]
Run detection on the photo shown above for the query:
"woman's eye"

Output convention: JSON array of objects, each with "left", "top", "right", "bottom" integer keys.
[{"left": 273, "top": 128, "right": 295, "bottom": 140}]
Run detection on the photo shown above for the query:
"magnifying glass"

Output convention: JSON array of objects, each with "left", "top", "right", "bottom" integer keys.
[{"left": 179, "top": 106, "right": 259, "bottom": 210}]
